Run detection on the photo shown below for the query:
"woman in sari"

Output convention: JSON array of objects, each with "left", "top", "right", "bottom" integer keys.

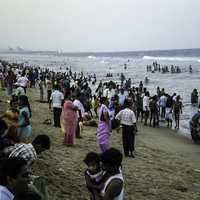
[
  {"left": 60, "top": 100, "right": 78, "bottom": 145},
  {"left": 96, "top": 97, "right": 111, "bottom": 153}
]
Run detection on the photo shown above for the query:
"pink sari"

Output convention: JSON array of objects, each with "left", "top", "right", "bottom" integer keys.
[{"left": 61, "top": 100, "right": 78, "bottom": 145}]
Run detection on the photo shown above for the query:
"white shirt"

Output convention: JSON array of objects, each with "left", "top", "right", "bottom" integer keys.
[
  {"left": 107, "top": 89, "right": 115, "bottom": 99},
  {"left": 16, "top": 76, "right": 29, "bottom": 87},
  {"left": 115, "top": 108, "right": 136, "bottom": 126},
  {"left": 0, "top": 185, "right": 14, "bottom": 200},
  {"left": 73, "top": 99, "right": 85, "bottom": 117},
  {"left": 101, "top": 171, "right": 124, "bottom": 200},
  {"left": 143, "top": 96, "right": 150, "bottom": 111},
  {"left": 50, "top": 90, "right": 64, "bottom": 108},
  {"left": 118, "top": 93, "right": 126, "bottom": 106},
  {"left": 159, "top": 95, "right": 167, "bottom": 108}
]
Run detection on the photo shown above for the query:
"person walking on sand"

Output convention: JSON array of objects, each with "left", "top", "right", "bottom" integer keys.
[
  {"left": 96, "top": 97, "right": 111, "bottom": 153},
  {"left": 115, "top": 99, "right": 137, "bottom": 158},
  {"left": 60, "top": 100, "right": 78, "bottom": 145}
]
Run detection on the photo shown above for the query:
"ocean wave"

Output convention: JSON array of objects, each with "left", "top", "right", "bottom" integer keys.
[
  {"left": 143, "top": 56, "right": 200, "bottom": 62},
  {"left": 87, "top": 55, "right": 96, "bottom": 59}
]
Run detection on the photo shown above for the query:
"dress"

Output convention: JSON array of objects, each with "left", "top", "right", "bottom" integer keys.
[
  {"left": 96, "top": 104, "right": 111, "bottom": 152},
  {"left": 17, "top": 106, "right": 32, "bottom": 139},
  {"left": 60, "top": 101, "right": 78, "bottom": 145}
]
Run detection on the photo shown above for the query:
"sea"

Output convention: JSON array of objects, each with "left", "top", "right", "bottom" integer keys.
[{"left": 1, "top": 48, "right": 200, "bottom": 137}]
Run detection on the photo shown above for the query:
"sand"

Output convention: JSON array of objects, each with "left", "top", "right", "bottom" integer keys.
[{"left": 0, "top": 88, "right": 200, "bottom": 200}]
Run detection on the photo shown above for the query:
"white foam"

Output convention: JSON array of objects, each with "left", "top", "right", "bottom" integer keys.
[{"left": 88, "top": 55, "right": 96, "bottom": 59}]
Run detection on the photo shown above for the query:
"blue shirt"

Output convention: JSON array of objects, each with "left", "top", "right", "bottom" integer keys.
[{"left": 0, "top": 185, "right": 14, "bottom": 200}]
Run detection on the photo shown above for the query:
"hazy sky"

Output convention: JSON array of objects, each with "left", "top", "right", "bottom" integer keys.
[{"left": 0, "top": 0, "right": 200, "bottom": 52}]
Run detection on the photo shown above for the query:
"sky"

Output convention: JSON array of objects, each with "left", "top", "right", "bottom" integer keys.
[{"left": 0, "top": 0, "right": 200, "bottom": 52}]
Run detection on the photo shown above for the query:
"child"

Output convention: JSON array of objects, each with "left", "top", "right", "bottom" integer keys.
[{"left": 83, "top": 152, "right": 104, "bottom": 200}]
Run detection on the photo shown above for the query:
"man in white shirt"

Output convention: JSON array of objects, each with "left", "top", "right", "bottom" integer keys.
[
  {"left": 49, "top": 85, "right": 64, "bottom": 127},
  {"left": 115, "top": 99, "right": 137, "bottom": 157},
  {"left": 143, "top": 91, "right": 150, "bottom": 125}
]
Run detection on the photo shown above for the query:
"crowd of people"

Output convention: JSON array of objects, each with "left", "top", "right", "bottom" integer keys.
[
  {"left": 146, "top": 61, "right": 193, "bottom": 74},
  {"left": 0, "top": 58, "right": 200, "bottom": 199}
]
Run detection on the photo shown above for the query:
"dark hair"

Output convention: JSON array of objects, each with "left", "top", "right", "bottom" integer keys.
[
  {"left": 124, "top": 99, "right": 132, "bottom": 108},
  {"left": 84, "top": 152, "right": 100, "bottom": 165},
  {"left": 0, "top": 157, "right": 27, "bottom": 185},
  {"left": 19, "top": 95, "right": 32, "bottom": 116},
  {"left": 32, "top": 135, "right": 50, "bottom": 150},
  {"left": 100, "top": 148, "right": 122, "bottom": 167},
  {"left": 14, "top": 191, "right": 41, "bottom": 200},
  {"left": 0, "top": 119, "right": 8, "bottom": 133},
  {"left": 100, "top": 97, "right": 107, "bottom": 104}
]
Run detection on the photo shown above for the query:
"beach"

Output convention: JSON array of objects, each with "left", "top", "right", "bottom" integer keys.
[{"left": 1, "top": 87, "right": 200, "bottom": 200}]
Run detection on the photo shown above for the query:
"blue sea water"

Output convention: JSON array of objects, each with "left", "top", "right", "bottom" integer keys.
[{"left": 1, "top": 48, "right": 200, "bottom": 137}]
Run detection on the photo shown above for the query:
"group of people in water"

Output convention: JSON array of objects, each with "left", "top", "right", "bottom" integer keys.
[
  {"left": 0, "top": 57, "right": 200, "bottom": 200},
  {"left": 146, "top": 61, "right": 193, "bottom": 74}
]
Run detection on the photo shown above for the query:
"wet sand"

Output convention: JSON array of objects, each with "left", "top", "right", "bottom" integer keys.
[{"left": 0, "top": 88, "right": 200, "bottom": 200}]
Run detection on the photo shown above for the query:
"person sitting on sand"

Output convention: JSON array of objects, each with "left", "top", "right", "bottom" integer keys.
[
  {"left": 84, "top": 152, "right": 105, "bottom": 200},
  {"left": 3, "top": 134, "right": 50, "bottom": 166},
  {"left": 0, "top": 157, "right": 31, "bottom": 200}
]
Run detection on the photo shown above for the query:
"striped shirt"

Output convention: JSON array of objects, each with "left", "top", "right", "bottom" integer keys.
[{"left": 5, "top": 143, "right": 37, "bottom": 165}]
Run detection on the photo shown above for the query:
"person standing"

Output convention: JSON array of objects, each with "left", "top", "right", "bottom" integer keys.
[
  {"left": 46, "top": 76, "right": 52, "bottom": 103},
  {"left": 49, "top": 85, "right": 64, "bottom": 127},
  {"left": 60, "top": 100, "right": 78, "bottom": 145},
  {"left": 115, "top": 99, "right": 137, "bottom": 157},
  {"left": 173, "top": 95, "right": 183, "bottom": 129},
  {"left": 159, "top": 93, "right": 167, "bottom": 119},
  {"left": 5, "top": 70, "right": 15, "bottom": 96},
  {"left": 191, "top": 89, "right": 198, "bottom": 106},
  {"left": 73, "top": 93, "right": 85, "bottom": 138},
  {"left": 16, "top": 72, "right": 29, "bottom": 93},
  {"left": 17, "top": 95, "right": 32, "bottom": 143},
  {"left": 96, "top": 97, "right": 111, "bottom": 153},
  {"left": 143, "top": 91, "right": 150, "bottom": 125}
]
